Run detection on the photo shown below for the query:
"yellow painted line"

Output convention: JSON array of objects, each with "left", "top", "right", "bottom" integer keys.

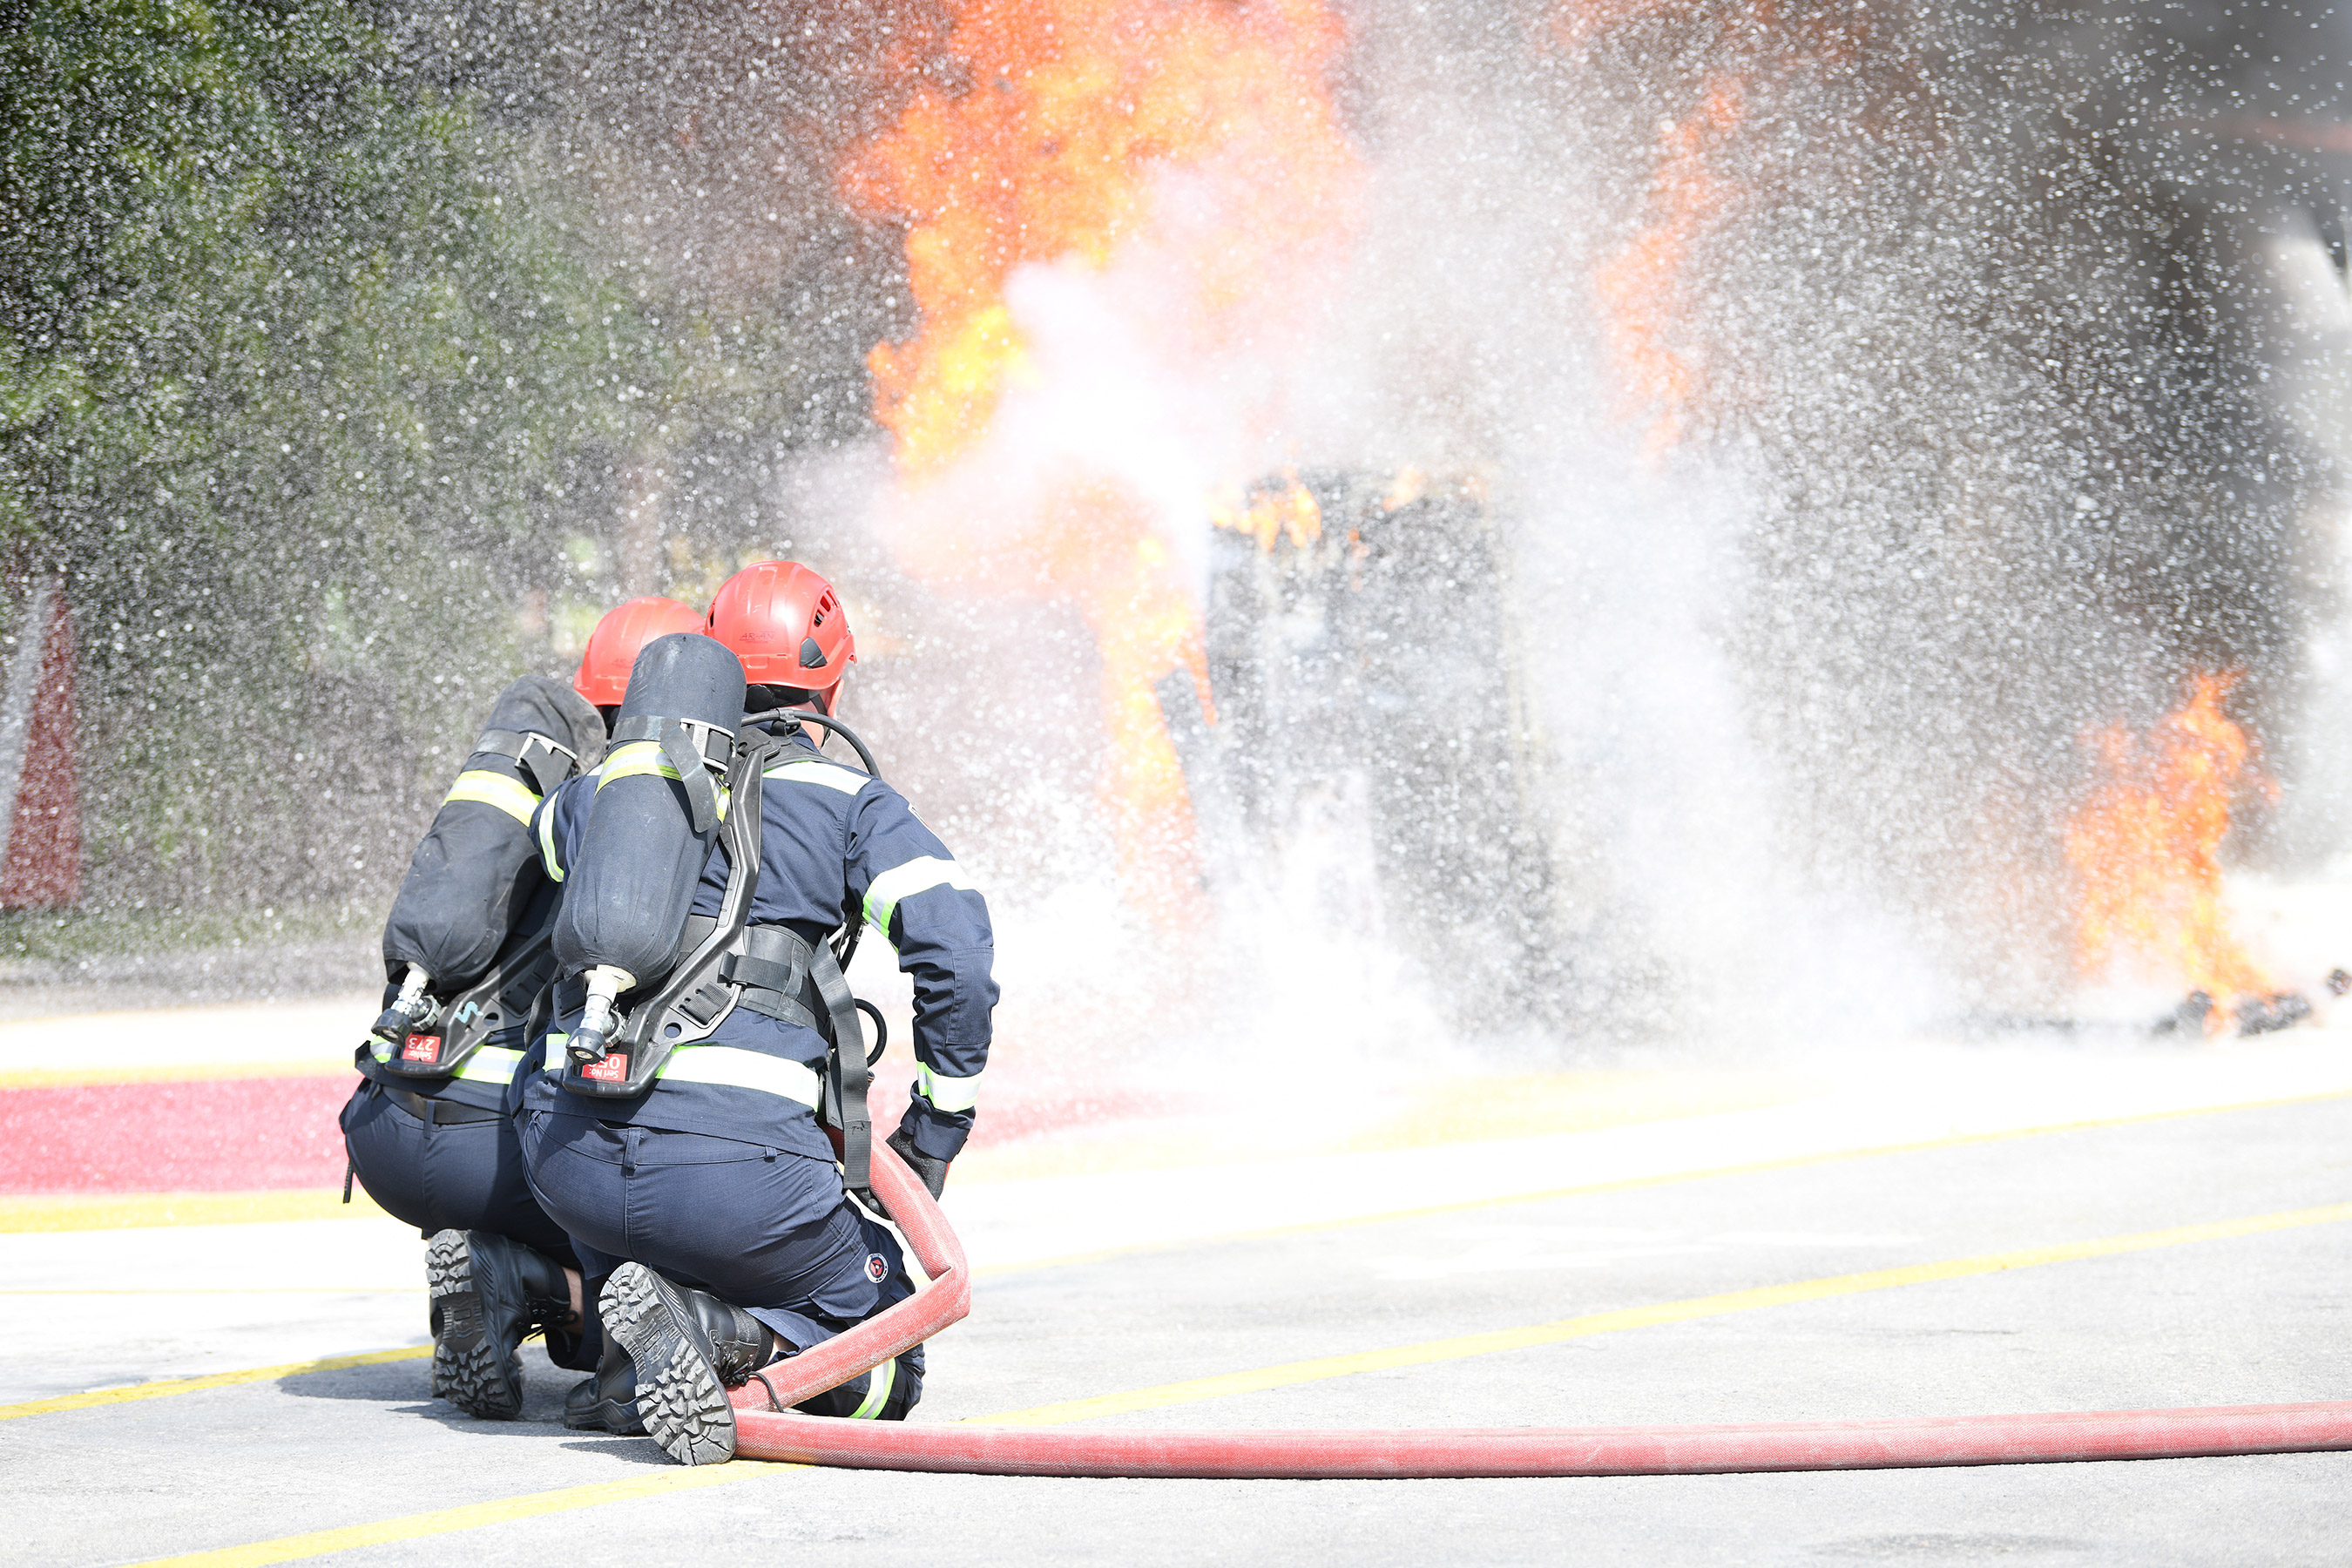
[
  {"left": 0, "top": 1189, "right": 388, "bottom": 1233},
  {"left": 115, "top": 1198, "right": 2352, "bottom": 1566},
  {"left": 0, "top": 1346, "right": 429, "bottom": 1423},
  {"left": 992, "top": 1200, "right": 2352, "bottom": 1426},
  {"left": 123, "top": 1466, "right": 787, "bottom": 1568},
  {"left": 976, "top": 1085, "right": 2352, "bottom": 1279},
  {"left": 0, "top": 1061, "right": 357, "bottom": 1090}
]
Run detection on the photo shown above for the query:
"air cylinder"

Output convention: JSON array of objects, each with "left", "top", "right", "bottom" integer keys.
[
  {"left": 381, "top": 673, "right": 603, "bottom": 997},
  {"left": 552, "top": 632, "right": 745, "bottom": 998}
]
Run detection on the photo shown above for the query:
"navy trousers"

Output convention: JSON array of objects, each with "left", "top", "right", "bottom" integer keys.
[
  {"left": 341, "top": 1080, "right": 582, "bottom": 1269},
  {"left": 518, "top": 1110, "right": 923, "bottom": 1419}
]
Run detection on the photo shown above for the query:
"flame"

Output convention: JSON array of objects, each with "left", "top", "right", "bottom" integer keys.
[
  {"left": 1591, "top": 76, "right": 1744, "bottom": 454},
  {"left": 2064, "top": 672, "right": 2278, "bottom": 1012},
  {"left": 1381, "top": 466, "right": 1426, "bottom": 511},
  {"left": 843, "top": 0, "right": 1357, "bottom": 478},
  {"left": 844, "top": 0, "right": 1358, "bottom": 919},
  {"left": 1208, "top": 472, "right": 1323, "bottom": 553}
]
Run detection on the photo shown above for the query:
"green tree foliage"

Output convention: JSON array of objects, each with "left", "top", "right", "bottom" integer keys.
[{"left": 0, "top": 0, "right": 824, "bottom": 916}]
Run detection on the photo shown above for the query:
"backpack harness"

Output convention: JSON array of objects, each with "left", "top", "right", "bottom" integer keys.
[{"left": 557, "top": 716, "right": 883, "bottom": 1193}]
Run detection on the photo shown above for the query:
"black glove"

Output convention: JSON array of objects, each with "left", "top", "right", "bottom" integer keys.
[{"left": 888, "top": 1126, "right": 950, "bottom": 1200}]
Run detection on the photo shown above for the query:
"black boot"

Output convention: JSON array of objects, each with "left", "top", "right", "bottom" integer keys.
[
  {"left": 564, "top": 1278, "right": 644, "bottom": 1435},
  {"left": 426, "top": 1229, "right": 571, "bottom": 1421},
  {"left": 601, "top": 1262, "right": 779, "bottom": 1465}
]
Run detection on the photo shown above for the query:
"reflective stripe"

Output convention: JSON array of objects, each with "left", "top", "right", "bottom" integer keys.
[
  {"left": 528, "top": 1035, "right": 814, "bottom": 1106},
  {"left": 455, "top": 1045, "right": 524, "bottom": 1085},
  {"left": 766, "top": 757, "right": 871, "bottom": 796},
  {"left": 596, "top": 741, "right": 729, "bottom": 820},
  {"left": 655, "top": 1045, "right": 821, "bottom": 1109},
  {"left": 443, "top": 770, "right": 539, "bottom": 827},
  {"left": 848, "top": 1355, "right": 896, "bottom": 1420},
  {"left": 537, "top": 798, "right": 564, "bottom": 882},
  {"left": 368, "top": 1038, "right": 392, "bottom": 1063},
  {"left": 596, "top": 741, "right": 672, "bottom": 787},
  {"left": 862, "top": 856, "right": 978, "bottom": 938},
  {"left": 916, "top": 1062, "right": 980, "bottom": 1114}
]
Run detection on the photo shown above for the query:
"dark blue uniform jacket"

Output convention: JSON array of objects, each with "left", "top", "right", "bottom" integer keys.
[{"left": 518, "top": 730, "right": 997, "bottom": 1166}]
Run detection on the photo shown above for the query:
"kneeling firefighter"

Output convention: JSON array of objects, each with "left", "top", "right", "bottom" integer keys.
[
  {"left": 518, "top": 561, "right": 997, "bottom": 1464},
  {"left": 341, "top": 595, "right": 703, "bottom": 1419}
]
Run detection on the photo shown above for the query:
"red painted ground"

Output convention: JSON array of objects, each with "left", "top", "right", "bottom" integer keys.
[
  {"left": 0, "top": 1071, "right": 1166, "bottom": 1194},
  {"left": 0, "top": 1076, "right": 361, "bottom": 1193}
]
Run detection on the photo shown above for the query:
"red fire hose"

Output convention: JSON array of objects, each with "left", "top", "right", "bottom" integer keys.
[{"left": 729, "top": 1143, "right": 2352, "bottom": 1477}]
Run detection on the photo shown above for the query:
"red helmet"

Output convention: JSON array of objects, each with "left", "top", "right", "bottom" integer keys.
[
  {"left": 573, "top": 597, "right": 706, "bottom": 706},
  {"left": 706, "top": 560, "right": 855, "bottom": 695}
]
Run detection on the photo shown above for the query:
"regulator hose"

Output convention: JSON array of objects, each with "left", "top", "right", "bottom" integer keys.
[
  {"left": 728, "top": 1144, "right": 2352, "bottom": 1478},
  {"left": 744, "top": 707, "right": 880, "bottom": 779}
]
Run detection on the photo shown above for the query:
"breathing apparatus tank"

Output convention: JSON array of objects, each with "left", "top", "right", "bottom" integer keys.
[
  {"left": 552, "top": 632, "right": 745, "bottom": 1069},
  {"left": 373, "top": 675, "right": 603, "bottom": 1066}
]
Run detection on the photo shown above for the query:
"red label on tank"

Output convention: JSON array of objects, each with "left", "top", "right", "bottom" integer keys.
[
  {"left": 580, "top": 1053, "right": 629, "bottom": 1084},
  {"left": 401, "top": 1034, "right": 441, "bottom": 1064}
]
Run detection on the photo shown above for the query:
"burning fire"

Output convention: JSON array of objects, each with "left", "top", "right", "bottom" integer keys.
[
  {"left": 842, "top": 0, "right": 1359, "bottom": 915},
  {"left": 1591, "top": 75, "right": 1744, "bottom": 454},
  {"left": 2064, "top": 672, "right": 2277, "bottom": 1013},
  {"left": 843, "top": 0, "right": 1355, "bottom": 479},
  {"left": 1209, "top": 473, "right": 1322, "bottom": 553}
]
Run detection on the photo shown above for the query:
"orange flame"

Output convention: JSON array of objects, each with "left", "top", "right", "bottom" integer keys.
[
  {"left": 1591, "top": 75, "right": 1743, "bottom": 453},
  {"left": 1208, "top": 473, "right": 1322, "bottom": 553},
  {"left": 843, "top": 0, "right": 1357, "bottom": 478},
  {"left": 2064, "top": 672, "right": 2277, "bottom": 1010},
  {"left": 844, "top": 0, "right": 1358, "bottom": 918}
]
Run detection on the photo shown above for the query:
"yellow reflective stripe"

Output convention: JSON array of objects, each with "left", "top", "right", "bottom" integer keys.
[
  {"left": 765, "top": 757, "right": 871, "bottom": 796},
  {"left": 542, "top": 1034, "right": 568, "bottom": 1071},
  {"left": 596, "top": 741, "right": 674, "bottom": 787},
  {"left": 368, "top": 1038, "right": 392, "bottom": 1063},
  {"left": 537, "top": 798, "right": 564, "bottom": 882},
  {"left": 455, "top": 1045, "right": 524, "bottom": 1085},
  {"left": 595, "top": 742, "right": 730, "bottom": 820},
  {"left": 848, "top": 1355, "right": 896, "bottom": 1420},
  {"left": 916, "top": 1062, "right": 980, "bottom": 1114},
  {"left": 654, "top": 1045, "right": 821, "bottom": 1108},
  {"left": 443, "top": 770, "right": 539, "bottom": 827},
  {"left": 862, "top": 856, "right": 977, "bottom": 937}
]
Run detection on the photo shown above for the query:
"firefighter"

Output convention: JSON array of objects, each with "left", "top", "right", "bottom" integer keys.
[
  {"left": 341, "top": 595, "right": 703, "bottom": 1421},
  {"left": 517, "top": 561, "right": 997, "bottom": 1464}
]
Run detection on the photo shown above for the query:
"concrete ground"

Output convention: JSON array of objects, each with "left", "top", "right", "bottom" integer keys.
[{"left": 3, "top": 1007, "right": 2349, "bottom": 1566}]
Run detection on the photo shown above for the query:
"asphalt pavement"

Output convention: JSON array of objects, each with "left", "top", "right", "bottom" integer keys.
[{"left": 3, "top": 1014, "right": 2348, "bottom": 1567}]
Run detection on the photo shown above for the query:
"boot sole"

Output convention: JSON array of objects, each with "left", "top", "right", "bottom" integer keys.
[
  {"left": 603, "top": 1265, "right": 736, "bottom": 1465},
  {"left": 426, "top": 1230, "right": 523, "bottom": 1420}
]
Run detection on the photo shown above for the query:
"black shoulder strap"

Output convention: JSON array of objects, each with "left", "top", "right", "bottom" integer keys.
[
  {"left": 809, "top": 940, "right": 871, "bottom": 1193},
  {"left": 473, "top": 727, "right": 579, "bottom": 798}
]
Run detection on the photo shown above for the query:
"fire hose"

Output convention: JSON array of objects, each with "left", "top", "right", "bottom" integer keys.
[{"left": 729, "top": 1143, "right": 2352, "bottom": 1477}]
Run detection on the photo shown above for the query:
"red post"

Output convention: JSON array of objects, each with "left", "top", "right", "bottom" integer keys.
[{"left": 0, "top": 582, "right": 80, "bottom": 909}]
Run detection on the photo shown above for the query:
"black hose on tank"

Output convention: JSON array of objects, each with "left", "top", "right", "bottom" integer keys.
[{"left": 745, "top": 707, "right": 882, "bottom": 780}]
